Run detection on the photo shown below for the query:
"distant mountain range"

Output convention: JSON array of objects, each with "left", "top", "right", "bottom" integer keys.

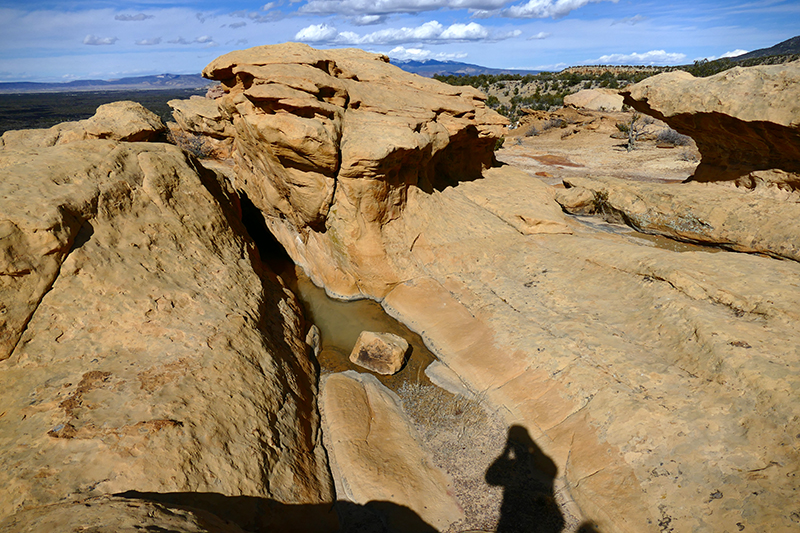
[
  {"left": 392, "top": 59, "right": 541, "bottom": 77},
  {"left": 0, "top": 74, "right": 210, "bottom": 94},
  {"left": 735, "top": 35, "right": 800, "bottom": 61}
]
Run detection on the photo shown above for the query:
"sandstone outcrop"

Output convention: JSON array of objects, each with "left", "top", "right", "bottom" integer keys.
[
  {"left": 556, "top": 175, "right": 800, "bottom": 261},
  {"left": 563, "top": 88, "right": 624, "bottom": 112},
  {"left": 621, "top": 62, "right": 800, "bottom": 188},
  {"left": 0, "top": 495, "right": 246, "bottom": 533},
  {"left": 320, "top": 371, "right": 463, "bottom": 531},
  {"left": 170, "top": 42, "right": 507, "bottom": 299},
  {"left": 349, "top": 331, "right": 409, "bottom": 375},
  {"left": 0, "top": 139, "right": 334, "bottom": 529},
  {"left": 0, "top": 101, "right": 165, "bottom": 149},
  {"left": 168, "top": 95, "right": 235, "bottom": 159}
]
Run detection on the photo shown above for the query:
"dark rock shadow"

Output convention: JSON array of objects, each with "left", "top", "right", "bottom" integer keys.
[
  {"left": 116, "top": 490, "right": 436, "bottom": 533},
  {"left": 485, "top": 425, "right": 565, "bottom": 533}
]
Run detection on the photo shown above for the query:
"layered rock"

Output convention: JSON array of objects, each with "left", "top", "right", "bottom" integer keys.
[
  {"left": 168, "top": 95, "right": 235, "bottom": 159},
  {"left": 178, "top": 43, "right": 507, "bottom": 299},
  {"left": 0, "top": 101, "right": 165, "bottom": 149},
  {"left": 0, "top": 139, "right": 333, "bottom": 529},
  {"left": 555, "top": 175, "right": 800, "bottom": 261},
  {"left": 621, "top": 62, "right": 800, "bottom": 188}
]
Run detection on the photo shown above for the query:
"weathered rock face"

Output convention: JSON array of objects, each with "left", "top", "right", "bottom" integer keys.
[
  {"left": 349, "top": 331, "right": 409, "bottom": 375},
  {"left": 556, "top": 175, "right": 800, "bottom": 261},
  {"left": 621, "top": 62, "right": 800, "bottom": 189},
  {"left": 0, "top": 496, "right": 246, "bottom": 533},
  {"left": 321, "top": 371, "right": 463, "bottom": 531},
  {"left": 168, "top": 95, "right": 235, "bottom": 159},
  {"left": 0, "top": 139, "right": 334, "bottom": 529},
  {"left": 563, "top": 88, "right": 624, "bottom": 112},
  {"left": 0, "top": 101, "right": 165, "bottom": 149},
  {"left": 184, "top": 42, "right": 507, "bottom": 298}
]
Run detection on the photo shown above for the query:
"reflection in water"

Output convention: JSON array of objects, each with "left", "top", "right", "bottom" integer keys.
[{"left": 486, "top": 425, "right": 565, "bottom": 533}]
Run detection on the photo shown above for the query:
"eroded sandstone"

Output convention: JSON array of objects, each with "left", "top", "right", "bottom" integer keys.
[
  {"left": 0, "top": 140, "right": 334, "bottom": 529},
  {"left": 556, "top": 175, "right": 800, "bottom": 261},
  {"left": 621, "top": 62, "right": 800, "bottom": 188},
  {"left": 170, "top": 42, "right": 507, "bottom": 299}
]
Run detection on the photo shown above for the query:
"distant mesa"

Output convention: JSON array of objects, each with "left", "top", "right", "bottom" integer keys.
[{"left": 0, "top": 73, "right": 211, "bottom": 94}]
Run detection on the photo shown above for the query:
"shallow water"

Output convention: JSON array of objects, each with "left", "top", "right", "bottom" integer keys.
[{"left": 287, "top": 266, "right": 437, "bottom": 390}]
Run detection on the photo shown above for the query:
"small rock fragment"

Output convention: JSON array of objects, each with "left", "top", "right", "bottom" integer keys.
[{"left": 349, "top": 331, "right": 409, "bottom": 375}]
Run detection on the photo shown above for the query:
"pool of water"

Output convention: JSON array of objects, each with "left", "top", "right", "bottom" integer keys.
[{"left": 286, "top": 266, "right": 437, "bottom": 390}]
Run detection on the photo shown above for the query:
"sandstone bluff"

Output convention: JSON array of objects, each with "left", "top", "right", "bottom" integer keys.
[{"left": 1, "top": 44, "right": 799, "bottom": 533}]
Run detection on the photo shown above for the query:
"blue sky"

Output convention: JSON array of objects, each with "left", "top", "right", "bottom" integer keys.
[{"left": 0, "top": 0, "right": 798, "bottom": 82}]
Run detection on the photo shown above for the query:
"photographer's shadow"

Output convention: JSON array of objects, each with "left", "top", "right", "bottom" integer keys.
[{"left": 485, "top": 425, "right": 565, "bottom": 533}]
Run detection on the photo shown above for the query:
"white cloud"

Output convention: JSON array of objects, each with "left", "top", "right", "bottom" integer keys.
[
  {"left": 114, "top": 13, "right": 154, "bottom": 21},
  {"left": 300, "top": 0, "right": 509, "bottom": 15},
  {"left": 352, "top": 14, "right": 387, "bottom": 25},
  {"left": 295, "top": 23, "right": 340, "bottom": 41},
  {"left": 702, "top": 49, "right": 748, "bottom": 60},
  {"left": 440, "top": 22, "right": 489, "bottom": 39},
  {"left": 295, "top": 20, "right": 516, "bottom": 44},
  {"left": 262, "top": 2, "right": 277, "bottom": 10},
  {"left": 135, "top": 37, "right": 162, "bottom": 45},
  {"left": 83, "top": 34, "right": 118, "bottom": 45},
  {"left": 587, "top": 49, "right": 687, "bottom": 65},
  {"left": 387, "top": 45, "right": 468, "bottom": 60},
  {"left": 227, "top": 21, "right": 247, "bottom": 28},
  {"left": 503, "top": 0, "right": 618, "bottom": 19},
  {"left": 167, "top": 35, "right": 217, "bottom": 45},
  {"left": 527, "top": 31, "right": 550, "bottom": 39}
]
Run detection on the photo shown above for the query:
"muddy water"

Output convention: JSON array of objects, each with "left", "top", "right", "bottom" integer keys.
[{"left": 286, "top": 266, "right": 437, "bottom": 390}]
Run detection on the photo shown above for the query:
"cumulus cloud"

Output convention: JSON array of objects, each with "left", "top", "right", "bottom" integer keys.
[
  {"left": 135, "top": 37, "right": 162, "bottom": 45},
  {"left": 83, "top": 34, "right": 118, "bottom": 45},
  {"left": 587, "top": 49, "right": 687, "bottom": 65},
  {"left": 301, "top": 0, "right": 508, "bottom": 15},
  {"left": 703, "top": 49, "right": 748, "bottom": 60},
  {"left": 387, "top": 45, "right": 468, "bottom": 60},
  {"left": 502, "top": 0, "right": 618, "bottom": 19},
  {"left": 262, "top": 2, "right": 277, "bottom": 10},
  {"left": 115, "top": 13, "right": 154, "bottom": 21},
  {"left": 295, "top": 20, "right": 516, "bottom": 44},
  {"left": 527, "top": 31, "right": 550, "bottom": 39}
]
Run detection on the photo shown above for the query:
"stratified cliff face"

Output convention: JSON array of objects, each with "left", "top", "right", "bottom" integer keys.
[
  {"left": 621, "top": 62, "right": 800, "bottom": 189},
  {"left": 197, "top": 43, "right": 507, "bottom": 299},
  {"left": 0, "top": 108, "right": 335, "bottom": 532}
]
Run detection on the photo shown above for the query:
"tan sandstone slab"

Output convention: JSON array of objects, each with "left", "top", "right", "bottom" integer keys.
[
  {"left": 349, "top": 331, "right": 410, "bottom": 375},
  {"left": 321, "top": 371, "right": 464, "bottom": 532}
]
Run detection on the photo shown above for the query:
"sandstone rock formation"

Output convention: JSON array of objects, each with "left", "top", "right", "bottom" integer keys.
[
  {"left": 171, "top": 42, "right": 507, "bottom": 299},
  {"left": 621, "top": 62, "right": 800, "bottom": 188},
  {"left": 563, "top": 88, "right": 624, "bottom": 112},
  {"left": 349, "top": 331, "right": 410, "bottom": 375},
  {"left": 320, "top": 371, "right": 463, "bottom": 531},
  {"left": 556, "top": 175, "right": 800, "bottom": 261},
  {"left": 0, "top": 139, "right": 334, "bottom": 530},
  {"left": 0, "top": 101, "right": 165, "bottom": 149},
  {"left": 165, "top": 45, "right": 800, "bottom": 531},
  {"left": 168, "top": 95, "right": 235, "bottom": 159},
  {"left": 0, "top": 495, "right": 246, "bottom": 533}
]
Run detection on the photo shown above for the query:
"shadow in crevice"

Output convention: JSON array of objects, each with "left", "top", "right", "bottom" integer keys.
[
  {"left": 485, "top": 425, "right": 565, "bottom": 533},
  {"left": 115, "top": 491, "right": 436, "bottom": 533}
]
